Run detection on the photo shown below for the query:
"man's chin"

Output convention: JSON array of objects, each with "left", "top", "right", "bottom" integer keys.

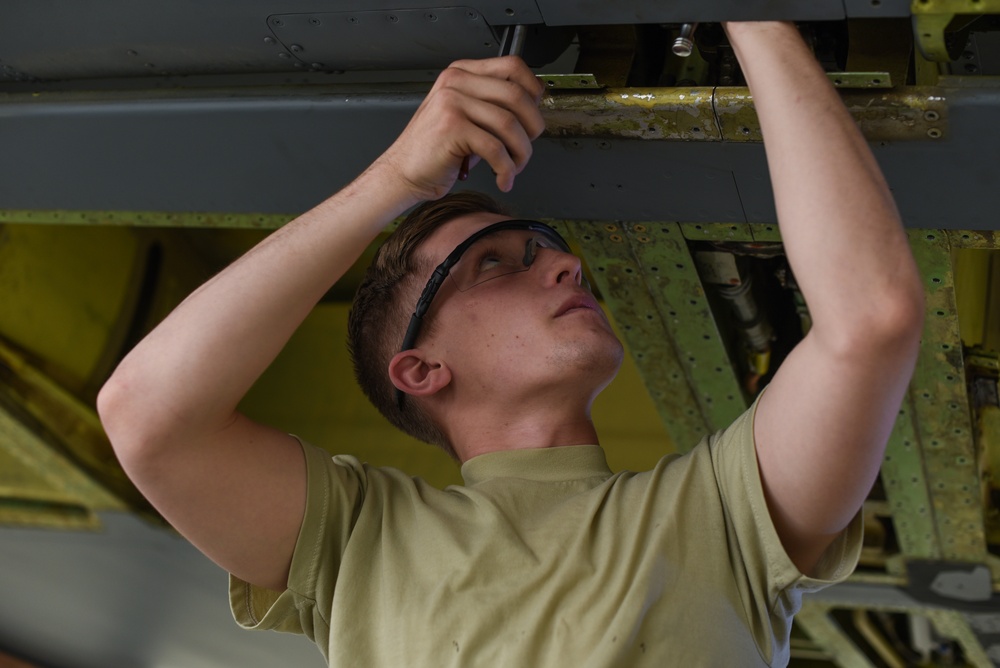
[{"left": 551, "top": 334, "right": 624, "bottom": 382}]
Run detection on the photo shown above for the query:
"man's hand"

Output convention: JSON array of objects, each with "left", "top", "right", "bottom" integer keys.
[{"left": 377, "top": 56, "right": 546, "bottom": 200}]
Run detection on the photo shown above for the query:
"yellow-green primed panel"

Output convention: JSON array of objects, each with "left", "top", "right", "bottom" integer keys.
[
  {"left": 955, "top": 249, "right": 992, "bottom": 349},
  {"left": 0, "top": 224, "right": 138, "bottom": 395},
  {"left": 907, "top": 230, "right": 986, "bottom": 562},
  {"left": 0, "top": 401, "right": 124, "bottom": 529}
]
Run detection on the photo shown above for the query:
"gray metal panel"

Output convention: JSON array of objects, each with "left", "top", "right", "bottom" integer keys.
[
  {"left": 0, "top": 91, "right": 414, "bottom": 214},
  {"left": 534, "top": 0, "right": 844, "bottom": 26},
  {"left": 508, "top": 139, "right": 748, "bottom": 221},
  {"left": 2, "top": 83, "right": 1000, "bottom": 229},
  {"left": 0, "top": 1, "right": 540, "bottom": 80},
  {"left": 268, "top": 8, "right": 500, "bottom": 70},
  {"left": 843, "top": 0, "right": 913, "bottom": 18},
  {"left": 0, "top": 512, "right": 325, "bottom": 668}
]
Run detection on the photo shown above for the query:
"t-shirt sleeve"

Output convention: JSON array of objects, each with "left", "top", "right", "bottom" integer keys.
[
  {"left": 709, "top": 392, "right": 864, "bottom": 665},
  {"left": 229, "top": 437, "right": 367, "bottom": 653}
]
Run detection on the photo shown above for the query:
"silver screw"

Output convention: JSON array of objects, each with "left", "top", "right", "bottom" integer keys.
[{"left": 672, "top": 23, "right": 699, "bottom": 58}]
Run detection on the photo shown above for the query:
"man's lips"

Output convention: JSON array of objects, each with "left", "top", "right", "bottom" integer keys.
[{"left": 555, "top": 294, "right": 601, "bottom": 317}]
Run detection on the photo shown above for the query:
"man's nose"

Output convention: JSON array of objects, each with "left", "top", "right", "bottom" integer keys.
[{"left": 536, "top": 247, "right": 584, "bottom": 286}]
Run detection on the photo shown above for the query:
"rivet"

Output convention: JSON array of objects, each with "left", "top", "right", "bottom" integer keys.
[
  {"left": 127, "top": 49, "right": 139, "bottom": 56},
  {"left": 425, "top": 12, "right": 438, "bottom": 21},
  {"left": 636, "top": 235, "right": 650, "bottom": 243},
  {"left": 387, "top": 14, "right": 399, "bottom": 22},
  {"left": 604, "top": 224, "right": 618, "bottom": 232},
  {"left": 310, "top": 62, "right": 324, "bottom": 69},
  {"left": 309, "top": 18, "right": 321, "bottom": 26},
  {"left": 272, "top": 18, "right": 284, "bottom": 26},
  {"left": 927, "top": 128, "right": 942, "bottom": 139},
  {"left": 290, "top": 44, "right": 303, "bottom": 52},
  {"left": 144, "top": 62, "right": 155, "bottom": 68},
  {"left": 466, "top": 10, "right": 478, "bottom": 19},
  {"left": 278, "top": 52, "right": 291, "bottom": 59},
  {"left": 634, "top": 224, "right": 647, "bottom": 233},
  {"left": 924, "top": 109, "right": 940, "bottom": 122},
  {"left": 263, "top": 37, "right": 275, "bottom": 45},
  {"left": 610, "top": 234, "right": 623, "bottom": 243}
]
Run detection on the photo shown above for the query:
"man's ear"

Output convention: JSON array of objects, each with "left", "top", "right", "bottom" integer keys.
[{"left": 388, "top": 350, "right": 452, "bottom": 399}]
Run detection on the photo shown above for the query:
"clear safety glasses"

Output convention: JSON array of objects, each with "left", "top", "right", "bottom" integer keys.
[{"left": 395, "top": 220, "right": 573, "bottom": 409}]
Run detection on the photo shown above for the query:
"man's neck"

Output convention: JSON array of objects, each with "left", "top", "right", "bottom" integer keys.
[{"left": 446, "top": 399, "right": 600, "bottom": 463}]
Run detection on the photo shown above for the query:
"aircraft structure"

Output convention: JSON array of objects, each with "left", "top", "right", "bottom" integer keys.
[{"left": 1, "top": 1, "right": 999, "bottom": 666}]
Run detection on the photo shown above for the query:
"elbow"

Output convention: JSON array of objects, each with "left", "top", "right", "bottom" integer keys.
[
  {"left": 881, "top": 277, "right": 926, "bottom": 345},
  {"left": 97, "top": 369, "right": 161, "bottom": 469},
  {"left": 97, "top": 372, "right": 135, "bottom": 457},
  {"left": 825, "top": 286, "right": 925, "bottom": 359}
]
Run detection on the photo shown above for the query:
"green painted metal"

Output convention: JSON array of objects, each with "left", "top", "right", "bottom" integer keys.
[
  {"left": 882, "top": 394, "right": 941, "bottom": 560},
  {"left": 794, "top": 604, "right": 876, "bottom": 668},
  {"left": 0, "top": 407, "right": 105, "bottom": 530},
  {"left": 839, "top": 88, "right": 948, "bottom": 142},
  {"left": 540, "top": 73, "right": 602, "bottom": 90},
  {"left": 827, "top": 72, "right": 893, "bottom": 89},
  {"left": 0, "top": 396, "right": 125, "bottom": 529},
  {"left": 750, "top": 222, "right": 783, "bottom": 243},
  {"left": 713, "top": 87, "right": 948, "bottom": 143},
  {"left": 679, "top": 221, "right": 754, "bottom": 242},
  {"left": 950, "top": 229, "right": 1000, "bottom": 249},
  {"left": 929, "top": 610, "right": 995, "bottom": 668},
  {"left": 889, "top": 394, "right": 944, "bottom": 563},
  {"left": 908, "top": 229, "right": 987, "bottom": 562},
  {"left": 0, "top": 340, "right": 147, "bottom": 515},
  {"left": 0, "top": 209, "right": 294, "bottom": 229},
  {"left": 627, "top": 223, "right": 748, "bottom": 432},
  {"left": 911, "top": 0, "right": 1000, "bottom": 62},
  {"left": 568, "top": 221, "right": 748, "bottom": 453},
  {"left": 542, "top": 87, "right": 720, "bottom": 141}
]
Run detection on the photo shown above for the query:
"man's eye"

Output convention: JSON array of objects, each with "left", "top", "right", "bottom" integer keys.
[{"left": 476, "top": 248, "right": 505, "bottom": 272}]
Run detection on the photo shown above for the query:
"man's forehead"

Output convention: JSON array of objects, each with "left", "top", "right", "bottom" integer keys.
[{"left": 418, "top": 211, "right": 513, "bottom": 264}]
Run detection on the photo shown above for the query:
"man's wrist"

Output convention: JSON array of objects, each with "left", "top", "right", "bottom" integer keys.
[{"left": 355, "top": 155, "right": 427, "bottom": 216}]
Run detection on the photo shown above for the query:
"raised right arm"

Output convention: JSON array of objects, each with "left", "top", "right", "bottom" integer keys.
[{"left": 97, "top": 57, "right": 545, "bottom": 591}]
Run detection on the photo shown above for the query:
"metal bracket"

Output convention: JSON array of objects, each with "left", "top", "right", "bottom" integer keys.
[
  {"left": 827, "top": 72, "right": 894, "bottom": 88},
  {"left": 539, "top": 74, "right": 603, "bottom": 90}
]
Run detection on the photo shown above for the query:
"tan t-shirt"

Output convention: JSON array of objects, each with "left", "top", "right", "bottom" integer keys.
[{"left": 231, "top": 401, "right": 862, "bottom": 666}]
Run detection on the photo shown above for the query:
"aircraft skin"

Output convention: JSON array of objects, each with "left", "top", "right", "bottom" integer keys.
[{"left": 1, "top": 2, "right": 999, "bottom": 666}]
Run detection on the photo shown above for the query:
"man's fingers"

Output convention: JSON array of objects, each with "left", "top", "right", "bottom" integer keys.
[
  {"left": 463, "top": 126, "right": 519, "bottom": 192},
  {"left": 458, "top": 94, "right": 534, "bottom": 172},
  {"left": 449, "top": 56, "right": 546, "bottom": 101},
  {"left": 382, "top": 55, "right": 542, "bottom": 200},
  {"left": 436, "top": 60, "right": 545, "bottom": 139}
]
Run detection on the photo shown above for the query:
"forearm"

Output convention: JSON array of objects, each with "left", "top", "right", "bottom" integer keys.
[
  {"left": 99, "top": 160, "right": 418, "bottom": 450},
  {"left": 725, "top": 22, "right": 923, "bottom": 341}
]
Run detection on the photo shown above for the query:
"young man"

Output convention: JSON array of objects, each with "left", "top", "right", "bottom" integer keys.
[{"left": 98, "top": 21, "right": 925, "bottom": 667}]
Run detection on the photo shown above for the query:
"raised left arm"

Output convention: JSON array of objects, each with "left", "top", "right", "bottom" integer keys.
[{"left": 724, "top": 22, "right": 925, "bottom": 575}]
